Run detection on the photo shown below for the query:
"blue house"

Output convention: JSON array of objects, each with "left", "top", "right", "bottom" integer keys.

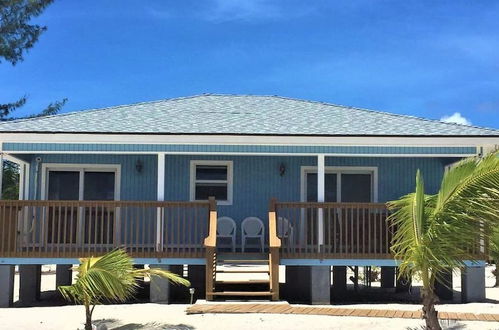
[{"left": 0, "top": 94, "right": 497, "bottom": 306}]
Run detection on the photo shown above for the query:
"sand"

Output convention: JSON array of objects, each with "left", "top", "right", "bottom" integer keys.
[{"left": 0, "top": 265, "right": 498, "bottom": 330}]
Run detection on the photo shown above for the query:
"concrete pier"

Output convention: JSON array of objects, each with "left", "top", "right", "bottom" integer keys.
[
  {"left": 332, "top": 266, "right": 347, "bottom": 299},
  {"left": 19, "top": 265, "right": 41, "bottom": 306},
  {"left": 188, "top": 265, "right": 206, "bottom": 302},
  {"left": 149, "top": 265, "right": 172, "bottom": 304},
  {"left": 395, "top": 269, "right": 412, "bottom": 293},
  {"left": 284, "top": 266, "right": 331, "bottom": 304},
  {"left": 56, "top": 265, "right": 73, "bottom": 287},
  {"left": 461, "top": 266, "right": 485, "bottom": 302},
  {"left": 434, "top": 269, "right": 453, "bottom": 301},
  {"left": 380, "top": 266, "right": 396, "bottom": 288},
  {"left": 0, "top": 265, "right": 15, "bottom": 307}
]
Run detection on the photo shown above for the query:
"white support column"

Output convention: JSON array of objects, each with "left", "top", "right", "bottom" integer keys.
[
  {"left": 156, "top": 153, "right": 166, "bottom": 251},
  {"left": 0, "top": 153, "right": 4, "bottom": 199},
  {"left": 317, "top": 154, "right": 325, "bottom": 247}
]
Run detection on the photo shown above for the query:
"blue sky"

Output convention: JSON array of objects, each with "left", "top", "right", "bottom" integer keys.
[{"left": 1, "top": 0, "right": 498, "bottom": 128}]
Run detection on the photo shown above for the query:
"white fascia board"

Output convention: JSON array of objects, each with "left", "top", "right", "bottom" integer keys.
[
  {"left": 2, "top": 151, "right": 478, "bottom": 157},
  {"left": 0, "top": 133, "right": 498, "bottom": 147}
]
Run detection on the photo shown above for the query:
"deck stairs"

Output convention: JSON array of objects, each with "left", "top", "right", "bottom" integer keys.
[{"left": 206, "top": 252, "right": 276, "bottom": 300}]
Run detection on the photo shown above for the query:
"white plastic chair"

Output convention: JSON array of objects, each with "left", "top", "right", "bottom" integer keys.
[
  {"left": 241, "top": 217, "right": 265, "bottom": 252},
  {"left": 278, "top": 216, "right": 294, "bottom": 246},
  {"left": 217, "top": 216, "right": 236, "bottom": 252}
]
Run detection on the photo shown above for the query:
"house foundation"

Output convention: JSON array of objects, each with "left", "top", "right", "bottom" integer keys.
[
  {"left": 461, "top": 266, "right": 485, "bottom": 302},
  {"left": 19, "top": 265, "right": 41, "bottom": 306},
  {"left": 283, "top": 266, "right": 331, "bottom": 304},
  {"left": 55, "top": 265, "right": 73, "bottom": 287},
  {"left": 0, "top": 265, "right": 15, "bottom": 307},
  {"left": 380, "top": 266, "right": 395, "bottom": 288}
]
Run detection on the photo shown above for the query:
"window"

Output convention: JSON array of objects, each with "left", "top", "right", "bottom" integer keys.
[
  {"left": 42, "top": 164, "right": 120, "bottom": 246},
  {"left": 43, "top": 165, "right": 120, "bottom": 201},
  {"left": 303, "top": 167, "right": 377, "bottom": 203},
  {"left": 190, "top": 161, "right": 233, "bottom": 205}
]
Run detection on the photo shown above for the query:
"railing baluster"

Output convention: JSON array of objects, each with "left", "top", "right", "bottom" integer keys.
[
  {"left": 141, "top": 204, "right": 146, "bottom": 256},
  {"left": 134, "top": 205, "right": 139, "bottom": 256}
]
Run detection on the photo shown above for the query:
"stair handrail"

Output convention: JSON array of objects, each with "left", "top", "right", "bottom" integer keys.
[
  {"left": 268, "top": 198, "right": 281, "bottom": 301},
  {"left": 204, "top": 196, "right": 217, "bottom": 247},
  {"left": 268, "top": 198, "right": 281, "bottom": 248}
]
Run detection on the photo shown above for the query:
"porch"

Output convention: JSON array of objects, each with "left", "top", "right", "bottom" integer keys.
[{"left": 0, "top": 198, "right": 393, "bottom": 261}]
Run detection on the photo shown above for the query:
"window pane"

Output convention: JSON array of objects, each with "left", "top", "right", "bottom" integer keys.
[
  {"left": 196, "top": 165, "right": 227, "bottom": 181},
  {"left": 341, "top": 174, "right": 372, "bottom": 202},
  {"left": 195, "top": 182, "right": 228, "bottom": 200},
  {"left": 48, "top": 171, "right": 80, "bottom": 200},
  {"left": 306, "top": 173, "right": 337, "bottom": 202},
  {"left": 84, "top": 172, "right": 115, "bottom": 201}
]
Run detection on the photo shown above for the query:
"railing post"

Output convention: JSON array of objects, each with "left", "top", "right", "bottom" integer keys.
[
  {"left": 204, "top": 196, "right": 217, "bottom": 301},
  {"left": 268, "top": 197, "right": 281, "bottom": 301}
]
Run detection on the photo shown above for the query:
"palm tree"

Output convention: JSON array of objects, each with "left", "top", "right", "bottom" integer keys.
[
  {"left": 388, "top": 151, "right": 499, "bottom": 330},
  {"left": 58, "top": 249, "right": 190, "bottom": 330},
  {"left": 490, "top": 227, "right": 499, "bottom": 287}
]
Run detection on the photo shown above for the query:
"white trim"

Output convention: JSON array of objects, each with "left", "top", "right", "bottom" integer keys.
[
  {"left": 157, "top": 154, "right": 165, "bottom": 201},
  {"left": 40, "top": 163, "right": 121, "bottom": 201},
  {"left": 300, "top": 166, "right": 379, "bottom": 203},
  {"left": 38, "top": 163, "right": 121, "bottom": 248},
  {"left": 316, "top": 155, "right": 325, "bottom": 247},
  {"left": 189, "top": 160, "right": 233, "bottom": 205},
  {"left": 3, "top": 150, "right": 478, "bottom": 157},
  {"left": 0, "top": 154, "right": 3, "bottom": 199},
  {"left": 156, "top": 154, "right": 165, "bottom": 251},
  {"left": 0, "top": 132, "right": 498, "bottom": 146}
]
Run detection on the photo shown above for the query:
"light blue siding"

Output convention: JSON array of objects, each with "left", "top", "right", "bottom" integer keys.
[
  {"left": 3, "top": 142, "right": 477, "bottom": 155},
  {"left": 18, "top": 153, "right": 457, "bottom": 245},
  {"left": 20, "top": 154, "right": 157, "bottom": 201}
]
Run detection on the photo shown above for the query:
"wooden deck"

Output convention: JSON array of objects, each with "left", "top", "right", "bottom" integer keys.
[
  {"left": 186, "top": 303, "right": 499, "bottom": 322},
  {"left": 272, "top": 200, "right": 394, "bottom": 259},
  {"left": 0, "top": 199, "right": 214, "bottom": 258}
]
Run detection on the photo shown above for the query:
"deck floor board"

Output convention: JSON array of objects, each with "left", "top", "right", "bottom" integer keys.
[{"left": 186, "top": 303, "right": 499, "bottom": 322}]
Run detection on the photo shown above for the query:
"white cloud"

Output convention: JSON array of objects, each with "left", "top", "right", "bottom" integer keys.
[
  {"left": 440, "top": 112, "right": 472, "bottom": 126},
  {"left": 204, "top": 0, "right": 282, "bottom": 22}
]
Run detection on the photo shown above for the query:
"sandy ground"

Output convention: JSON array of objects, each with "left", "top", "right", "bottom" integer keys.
[
  {"left": 1, "top": 265, "right": 498, "bottom": 330},
  {"left": 1, "top": 302, "right": 498, "bottom": 330}
]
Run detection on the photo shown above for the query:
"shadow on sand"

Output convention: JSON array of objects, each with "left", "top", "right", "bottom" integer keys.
[
  {"left": 94, "top": 318, "right": 195, "bottom": 330},
  {"left": 406, "top": 320, "right": 467, "bottom": 330}
]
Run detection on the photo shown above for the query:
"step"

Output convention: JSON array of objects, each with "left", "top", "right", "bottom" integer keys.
[
  {"left": 208, "top": 291, "right": 273, "bottom": 297},
  {"left": 217, "top": 259, "right": 269, "bottom": 264},
  {"left": 215, "top": 280, "right": 270, "bottom": 285},
  {"left": 216, "top": 270, "right": 270, "bottom": 274}
]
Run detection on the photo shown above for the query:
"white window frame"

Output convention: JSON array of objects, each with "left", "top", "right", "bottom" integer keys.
[
  {"left": 38, "top": 163, "right": 121, "bottom": 248},
  {"left": 300, "top": 166, "right": 378, "bottom": 203},
  {"left": 190, "top": 160, "right": 233, "bottom": 205},
  {"left": 41, "top": 163, "right": 121, "bottom": 201}
]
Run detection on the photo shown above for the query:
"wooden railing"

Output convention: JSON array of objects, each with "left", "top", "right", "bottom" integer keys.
[
  {"left": 0, "top": 199, "right": 213, "bottom": 258},
  {"left": 271, "top": 200, "right": 394, "bottom": 259}
]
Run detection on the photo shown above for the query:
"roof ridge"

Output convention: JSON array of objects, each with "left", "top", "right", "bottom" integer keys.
[{"left": 0, "top": 93, "right": 497, "bottom": 133}]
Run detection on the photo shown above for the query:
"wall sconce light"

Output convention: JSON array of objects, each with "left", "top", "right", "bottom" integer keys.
[
  {"left": 279, "top": 163, "right": 286, "bottom": 176},
  {"left": 135, "top": 159, "right": 143, "bottom": 173}
]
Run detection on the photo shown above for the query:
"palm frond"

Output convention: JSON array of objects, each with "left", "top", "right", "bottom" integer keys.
[
  {"left": 58, "top": 249, "right": 191, "bottom": 307},
  {"left": 133, "top": 268, "right": 190, "bottom": 287}
]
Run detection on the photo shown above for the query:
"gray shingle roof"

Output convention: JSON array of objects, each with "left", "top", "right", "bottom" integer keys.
[{"left": 0, "top": 94, "right": 497, "bottom": 136}]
